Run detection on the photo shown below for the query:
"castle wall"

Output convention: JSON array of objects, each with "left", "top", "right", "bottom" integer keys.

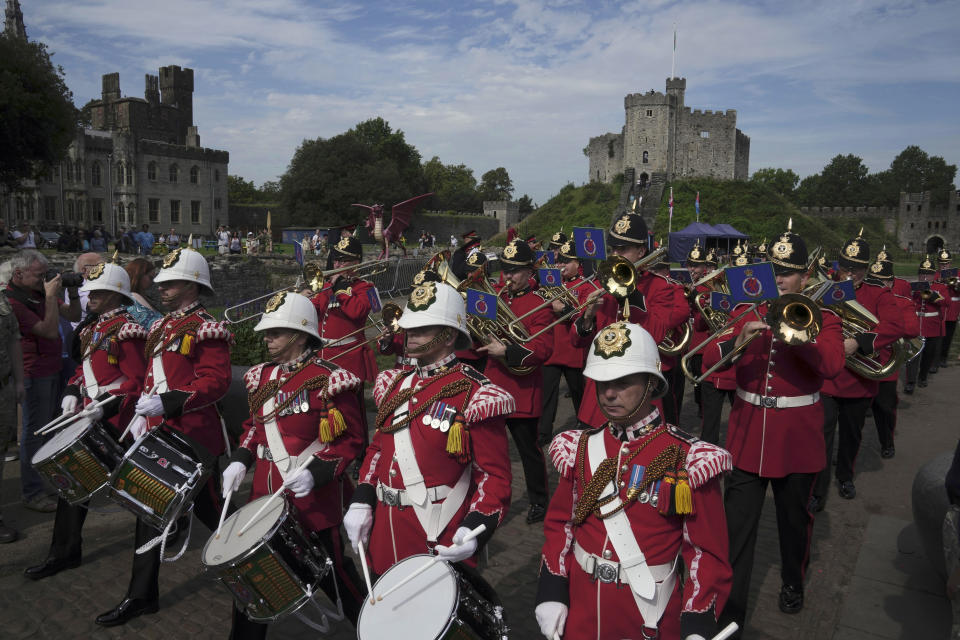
[
  {"left": 584, "top": 132, "right": 623, "bottom": 183},
  {"left": 734, "top": 130, "right": 750, "bottom": 179},
  {"left": 623, "top": 91, "right": 675, "bottom": 178},
  {"left": 675, "top": 108, "right": 739, "bottom": 179}
]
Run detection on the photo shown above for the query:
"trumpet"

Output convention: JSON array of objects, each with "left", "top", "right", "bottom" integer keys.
[
  {"left": 326, "top": 303, "right": 404, "bottom": 362},
  {"left": 223, "top": 259, "right": 390, "bottom": 324}
]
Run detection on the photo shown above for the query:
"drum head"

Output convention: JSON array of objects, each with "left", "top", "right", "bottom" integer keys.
[
  {"left": 358, "top": 555, "right": 457, "bottom": 639},
  {"left": 202, "top": 495, "right": 286, "bottom": 566},
  {"left": 32, "top": 418, "right": 93, "bottom": 465}
]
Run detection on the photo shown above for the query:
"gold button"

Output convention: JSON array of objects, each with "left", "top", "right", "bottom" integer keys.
[
  {"left": 621, "top": 465, "right": 629, "bottom": 473},
  {"left": 389, "top": 469, "right": 397, "bottom": 478}
]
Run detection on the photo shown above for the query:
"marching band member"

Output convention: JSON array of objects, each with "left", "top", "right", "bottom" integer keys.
[
  {"left": 477, "top": 239, "right": 555, "bottom": 524},
  {"left": 450, "top": 230, "right": 482, "bottom": 279},
  {"left": 574, "top": 211, "right": 688, "bottom": 429},
  {"left": 905, "top": 255, "right": 949, "bottom": 392},
  {"left": 97, "top": 247, "right": 233, "bottom": 627},
  {"left": 223, "top": 291, "right": 366, "bottom": 637},
  {"left": 649, "top": 253, "right": 689, "bottom": 425},
  {"left": 937, "top": 248, "right": 959, "bottom": 369},
  {"left": 813, "top": 232, "right": 902, "bottom": 504},
  {"left": 455, "top": 250, "right": 494, "bottom": 373},
  {"left": 718, "top": 227, "right": 845, "bottom": 630},
  {"left": 538, "top": 239, "right": 587, "bottom": 447},
  {"left": 343, "top": 282, "right": 514, "bottom": 574},
  {"left": 536, "top": 322, "right": 732, "bottom": 640},
  {"left": 685, "top": 242, "right": 712, "bottom": 417},
  {"left": 24, "top": 261, "right": 147, "bottom": 581},
  {"left": 868, "top": 252, "right": 920, "bottom": 460}
]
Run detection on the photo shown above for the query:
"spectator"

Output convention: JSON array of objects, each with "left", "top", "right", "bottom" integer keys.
[
  {"left": 0, "top": 220, "right": 15, "bottom": 248},
  {"left": 13, "top": 223, "right": 37, "bottom": 249},
  {"left": 5, "top": 250, "right": 81, "bottom": 512},
  {"left": 450, "top": 234, "right": 458, "bottom": 250},
  {"left": 312, "top": 229, "right": 323, "bottom": 256},
  {"left": 136, "top": 224, "right": 155, "bottom": 255},
  {"left": 89, "top": 229, "right": 107, "bottom": 252},
  {"left": 77, "top": 230, "right": 90, "bottom": 252},
  {"left": 246, "top": 232, "right": 258, "bottom": 255},
  {"left": 56, "top": 228, "right": 77, "bottom": 253},
  {"left": 229, "top": 232, "right": 242, "bottom": 254},
  {"left": 0, "top": 280, "right": 25, "bottom": 542},
  {"left": 217, "top": 226, "right": 230, "bottom": 255},
  {"left": 124, "top": 257, "right": 163, "bottom": 328},
  {"left": 166, "top": 228, "right": 180, "bottom": 251}
]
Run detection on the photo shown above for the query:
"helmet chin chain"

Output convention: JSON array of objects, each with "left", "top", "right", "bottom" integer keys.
[
  {"left": 405, "top": 327, "right": 452, "bottom": 355},
  {"left": 598, "top": 376, "right": 655, "bottom": 425},
  {"left": 272, "top": 333, "right": 306, "bottom": 364}
]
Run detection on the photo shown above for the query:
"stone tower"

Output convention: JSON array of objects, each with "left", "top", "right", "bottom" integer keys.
[
  {"left": 4, "top": 0, "right": 26, "bottom": 40},
  {"left": 159, "top": 65, "right": 194, "bottom": 132}
]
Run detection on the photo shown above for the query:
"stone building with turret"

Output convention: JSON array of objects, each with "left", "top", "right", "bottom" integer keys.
[
  {"left": 1, "top": 0, "right": 229, "bottom": 237},
  {"left": 585, "top": 77, "right": 750, "bottom": 186}
]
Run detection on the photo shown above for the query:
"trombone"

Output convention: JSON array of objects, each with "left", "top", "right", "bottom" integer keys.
[
  {"left": 222, "top": 259, "right": 390, "bottom": 324},
  {"left": 326, "top": 303, "right": 403, "bottom": 362}
]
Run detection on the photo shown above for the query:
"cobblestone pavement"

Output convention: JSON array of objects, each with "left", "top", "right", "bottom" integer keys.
[{"left": 0, "top": 367, "right": 954, "bottom": 639}]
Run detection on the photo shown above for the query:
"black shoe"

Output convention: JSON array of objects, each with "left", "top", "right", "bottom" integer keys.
[
  {"left": 95, "top": 597, "right": 159, "bottom": 627},
  {"left": 778, "top": 584, "right": 804, "bottom": 614},
  {"left": 808, "top": 495, "right": 824, "bottom": 513},
  {"left": 839, "top": 481, "right": 857, "bottom": 500},
  {"left": 526, "top": 503, "right": 546, "bottom": 524},
  {"left": 918, "top": 379, "right": 928, "bottom": 388},
  {"left": 881, "top": 446, "right": 896, "bottom": 459},
  {"left": 929, "top": 367, "right": 939, "bottom": 375},
  {"left": 24, "top": 555, "right": 81, "bottom": 580},
  {"left": 0, "top": 521, "right": 17, "bottom": 544}
]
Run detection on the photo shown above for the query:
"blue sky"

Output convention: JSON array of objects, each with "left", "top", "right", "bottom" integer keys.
[{"left": 22, "top": 0, "right": 960, "bottom": 205}]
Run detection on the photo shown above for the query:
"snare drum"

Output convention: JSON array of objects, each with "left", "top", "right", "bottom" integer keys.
[
  {"left": 108, "top": 425, "right": 212, "bottom": 530},
  {"left": 202, "top": 495, "right": 332, "bottom": 621},
  {"left": 358, "top": 554, "right": 508, "bottom": 640},
  {"left": 32, "top": 417, "right": 125, "bottom": 505}
]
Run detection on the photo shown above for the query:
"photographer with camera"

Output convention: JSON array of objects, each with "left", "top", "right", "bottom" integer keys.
[{"left": 6, "top": 250, "right": 81, "bottom": 512}]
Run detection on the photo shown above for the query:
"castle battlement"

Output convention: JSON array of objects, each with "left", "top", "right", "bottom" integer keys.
[{"left": 624, "top": 91, "right": 671, "bottom": 108}]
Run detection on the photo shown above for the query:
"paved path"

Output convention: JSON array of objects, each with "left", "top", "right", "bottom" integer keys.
[{"left": 0, "top": 366, "right": 955, "bottom": 639}]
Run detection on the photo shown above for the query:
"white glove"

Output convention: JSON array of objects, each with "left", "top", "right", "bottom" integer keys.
[
  {"left": 684, "top": 636, "right": 707, "bottom": 640},
  {"left": 80, "top": 403, "right": 104, "bottom": 421},
  {"left": 434, "top": 526, "right": 479, "bottom": 563},
  {"left": 221, "top": 461, "right": 247, "bottom": 498},
  {"left": 61, "top": 395, "right": 79, "bottom": 416},
  {"left": 535, "top": 602, "right": 568, "bottom": 639},
  {"left": 128, "top": 415, "right": 149, "bottom": 440},
  {"left": 283, "top": 467, "right": 315, "bottom": 498},
  {"left": 135, "top": 394, "right": 165, "bottom": 417},
  {"left": 343, "top": 503, "right": 373, "bottom": 552}
]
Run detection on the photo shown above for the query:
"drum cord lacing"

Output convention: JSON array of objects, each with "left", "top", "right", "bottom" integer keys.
[
  {"left": 294, "top": 557, "right": 344, "bottom": 632},
  {"left": 134, "top": 509, "right": 194, "bottom": 562}
]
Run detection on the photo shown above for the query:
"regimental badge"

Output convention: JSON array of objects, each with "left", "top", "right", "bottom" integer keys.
[
  {"left": 757, "top": 243, "right": 767, "bottom": 253},
  {"left": 88, "top": 263, "right": 105, "bottom": 280},
  {"left": 845, "top": 242, "right": 860, "bottom": 258},
  {"left": 583, "top": 232, "right": 597, "bottom": 257},
  {"left": 163, "top": 248, "right": 182, "bottom": 269},
  {"left": 552, "top": 232, "right": 562, "bottom": 242},
  {"left": 877, "top": 249, "right": 888, "bottom": 262},
  {"left": 337, "top": 237, "right": 351, "bottom": 251},
  {"left": 818, "top": 256, "right": 827, "bottom": 266},
  {"left": 690, "top": 248, "right": 701, "bottom": 260},
  {"left": 735, "top": 255, "right": 749, "bottom": 266},
  {"left": 503, "top": 243, "right": 518, "bottom": 259},
  {"left": 922, "top": 258, "right": 933, "bottom": 270},
  {"left": 614, "top": 215, "right": 631, "bottom": 235},
  {"left": 265, "top": 291, "right": 287, "bottom": 314},
  {"left": 741, "top": 268, "right": 763, "bottom": 298},
  {"left": 408, "top": 282, "right": 437, "bottom": 311},
  {"left": 870, "top": 261, "right": 883, "bottom": 274},
  {"left": 772, "top": 240, "right": 793, "bottom": 260},
  {"left": 942, "top": 250, "right": 951, "bottom": 261},
  {"left": 413, "top": 271, "right": 426, "bottom": 285},
  {"left": 467, "top": 253, "right": 480, "bottom": 266},
  {"left": 594, "top": 322, "right": 632, "bottom": 359},
  {"left": 560, "top": 241, "right": 573, "bottom": 257}
]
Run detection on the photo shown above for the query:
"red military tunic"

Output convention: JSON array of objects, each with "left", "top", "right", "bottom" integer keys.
[
  {"left": 573, "top": 272, "right": 684, "bottom": 427},
  {"left": 878, "top": 280, "right": 920, "bottom": 383},
  {"left": 484, "top": 285, "right": 554, "bottom": 418},
  {"left": 821, "top": 278, "right": 903, "bottom": 399},
  {"left": 942, "top": 277, "right": 960, "bottom": 322},
  {"left": 65, "top": 308, "right": 147, "bottom": 431},
  {"left": 724, "top": 304, "right": 845, "bottom": 477},
  {"left": 143, "top": 302, "right": 233, "bottom": 456},
  {"left": 538, "top": 413, "right": 733, "bottom": 639},
  {"left": 544, "top": 276, "right": 590, "bottom": 369},
  {"left": 914, "top": 282, "right": 949, "bottom": 338},
  {"left": 311, "top": 277, "right": 378, "bottom": 382},
  {"left": 236, "top": 355, "right": 365, "bottom": 531},
  {"left": 354, "top": 359, "right": 514, "bottom": 575}
]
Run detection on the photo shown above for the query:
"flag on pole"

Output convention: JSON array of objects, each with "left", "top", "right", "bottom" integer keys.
[
  {"left": 668, "top": 187, "right": 674, "bottom": 231},
  {"left": 695, "top": 191, "right": 700, "bottom": 220},
  {"left": 293, "top": 240, "right": 304, "bottom": 266}
]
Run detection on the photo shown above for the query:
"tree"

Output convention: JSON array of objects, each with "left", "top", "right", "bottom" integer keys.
[
  {"left": 228, "top": 175, "right": 261, "bottom": 204},
  {"left": 750, "top": 167, "right": 799, "bottom": 197},
  {"left": 478, "top": 167, "right": 514, "bottom": 201},
  {"left": 260, "top": 180, "right": 281, "bottom": 200},
  {"left": 423, "top": 156, "right": 481, "bottom": 211},
  {"left": 813, "top": 154, "right": 871, "bottom": 206},
  {"left": 517, "top": 194, "right": 534, "bottom": 217},
  {"left": 886, "top": 146, "right": 957, "bottom": 206},
  {"left": 0, "top": 34, "right": 79, "bottom": 190}
]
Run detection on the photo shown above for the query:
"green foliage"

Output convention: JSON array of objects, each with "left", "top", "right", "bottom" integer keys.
[
  {"left": 0, "top": 34, "right": 79, "bottom": 190},
  {"left": 230, "top": 320, "right": 269, "bottom": 366},
  {"left": 888, "top": 146, "right": 957, "bottom": 206},
  {"left": 750, "top": 167, "right": 799, "bottom": 197},
  {"left": 517, "top": 194, "right": 534, "bottom": 216},
  {"left": 423, "top": 156, "right": 481, "bottom": 211},
  {"left": 228, "top": 175, "right": 273, "bottom": 204},
  {"left": 478, "top": 167, "right": 514, "bottom": 201}
]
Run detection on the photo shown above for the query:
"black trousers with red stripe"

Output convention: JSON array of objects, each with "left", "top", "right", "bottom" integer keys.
[
  {"left": 230, "top": 526, "right": 365, "bottom": 638},
  {"left": 507, "top": 417, "right": 549, "bottom": 507},
  {"left": 871, "top": 380, "right": 898, "bottom": 450},
  {"left": 720, "top": 468, "right": 816, "bottom": 631}
]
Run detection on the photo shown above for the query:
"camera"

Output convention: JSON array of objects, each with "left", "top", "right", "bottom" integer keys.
[{"left": 46, "top": 270, "right": 84, "bottom": 288}]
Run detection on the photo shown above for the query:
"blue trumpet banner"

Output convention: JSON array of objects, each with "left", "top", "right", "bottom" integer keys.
[
  {"left": 725, "top": 262, "right": 779, "bottom": 304},
  {"left": 536, "top": 250, "right": 556, "bottom": 265},
  {"left": 466, "top": 288, "right": 498, "bottom": 320},
  {"left": 539, "top": 268, "right": 563, "bottom": 287},
  {"left": 710, "top": 292, "right": 734, "bottom": 313},
  {"left": 823, "top": 280, "right": 856, "bottom": 305},
  {"left": 573, "top": 227, "right": 607, "bottom": 261}
]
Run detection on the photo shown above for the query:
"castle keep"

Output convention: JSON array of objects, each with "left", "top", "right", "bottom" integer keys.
[{"left": 585, "top": 77, "right": 749, "bottom": 185}]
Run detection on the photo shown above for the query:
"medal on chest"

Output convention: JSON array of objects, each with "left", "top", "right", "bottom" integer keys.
[{"left": 421, "top": 401, "right": 457, "bottom": 433}]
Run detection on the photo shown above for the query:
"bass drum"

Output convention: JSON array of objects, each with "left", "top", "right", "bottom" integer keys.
[
  {"left": 31, "top": 417, "right": 124, "bottom": 504},
  {"left": 358, "top": 554, "right": 507, "bottom": 640}
]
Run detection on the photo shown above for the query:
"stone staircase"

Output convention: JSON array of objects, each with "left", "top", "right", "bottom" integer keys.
[{"left": 618, "top": 168, "right": 667, "bottom": 231}]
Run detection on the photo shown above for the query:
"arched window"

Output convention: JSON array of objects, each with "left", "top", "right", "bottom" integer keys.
[
  {"left": 75, "top": 160, "right": 83, "bottom": 182},
  {"left": 126, "top": 164, "right": 133, "bottom": 185},
  {"left": 65, "top": 161, "right": 74, "bottom": 182},
  {"left": 91, "top": 161, "right": 102, "bottom": 186},
  {"left": 214, "top": 169, "right": 220, "bottom": 182},
  {"left": 190, "top": 165, "right": 199, "bottom": 184},
  {"left": 148, "top": 161, "right": 157, "bottom": 181},
  {"left": 116, "top": 162, "right": 124, "bottom": 185},
  {"left": 169, "top": 164, "right": 179, "bottom": 183},
  {"left": 642, "top": 151, "right": 649, "bottom": 164},
  {"left": 67, "top": 200, "right": 75, "bottom": 221},
  {"left": 117, "top": 202, "right": 125, "bottom": 224}
]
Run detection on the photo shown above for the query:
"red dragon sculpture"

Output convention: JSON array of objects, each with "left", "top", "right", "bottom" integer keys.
[{"left": 353, "top": 192, "right": 433, "bottom": 260}]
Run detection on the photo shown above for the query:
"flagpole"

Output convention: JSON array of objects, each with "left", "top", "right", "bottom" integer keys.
[
  {"left": 671, "top": 23, "right": 677, "bottom": 79},
  {"left": 668, "top": 186, "right": 674, "bottom": 236}
]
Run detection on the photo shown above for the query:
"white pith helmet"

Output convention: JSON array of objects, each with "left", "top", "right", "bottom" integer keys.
[
  {"left": 254, "top": 291, "right": 321, "bottom": 341},
  {"left": 397, "top": 282, "right": 472, "bottom": 350},
  {"left": 153, "top": 247, "right": 214, "bottom": 294},
  {"left": 583, "top": 321, "right": 668, "bottom": 398},
  {"left": 80, "top": 262, "right": 133, "bottom": 302}
]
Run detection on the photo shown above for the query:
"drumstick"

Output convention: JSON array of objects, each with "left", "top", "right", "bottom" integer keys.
[
  {"left": 35, "top": 395, "right": 120, "bottom": 435},
  {"left": 376, "top": 524, "right": 487, "bottom": 602},
  {"left": 237, "top": 456, "right": 313, "bottom": 537},
  {"left": 358, "top": 539, "right": 376, "bottom": 605},
  {"left": 711, "top": 622, "right": 739, "bottom": 640},
  {"left": 215, "top": 489, "right": 233, "bottom": 539}
]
